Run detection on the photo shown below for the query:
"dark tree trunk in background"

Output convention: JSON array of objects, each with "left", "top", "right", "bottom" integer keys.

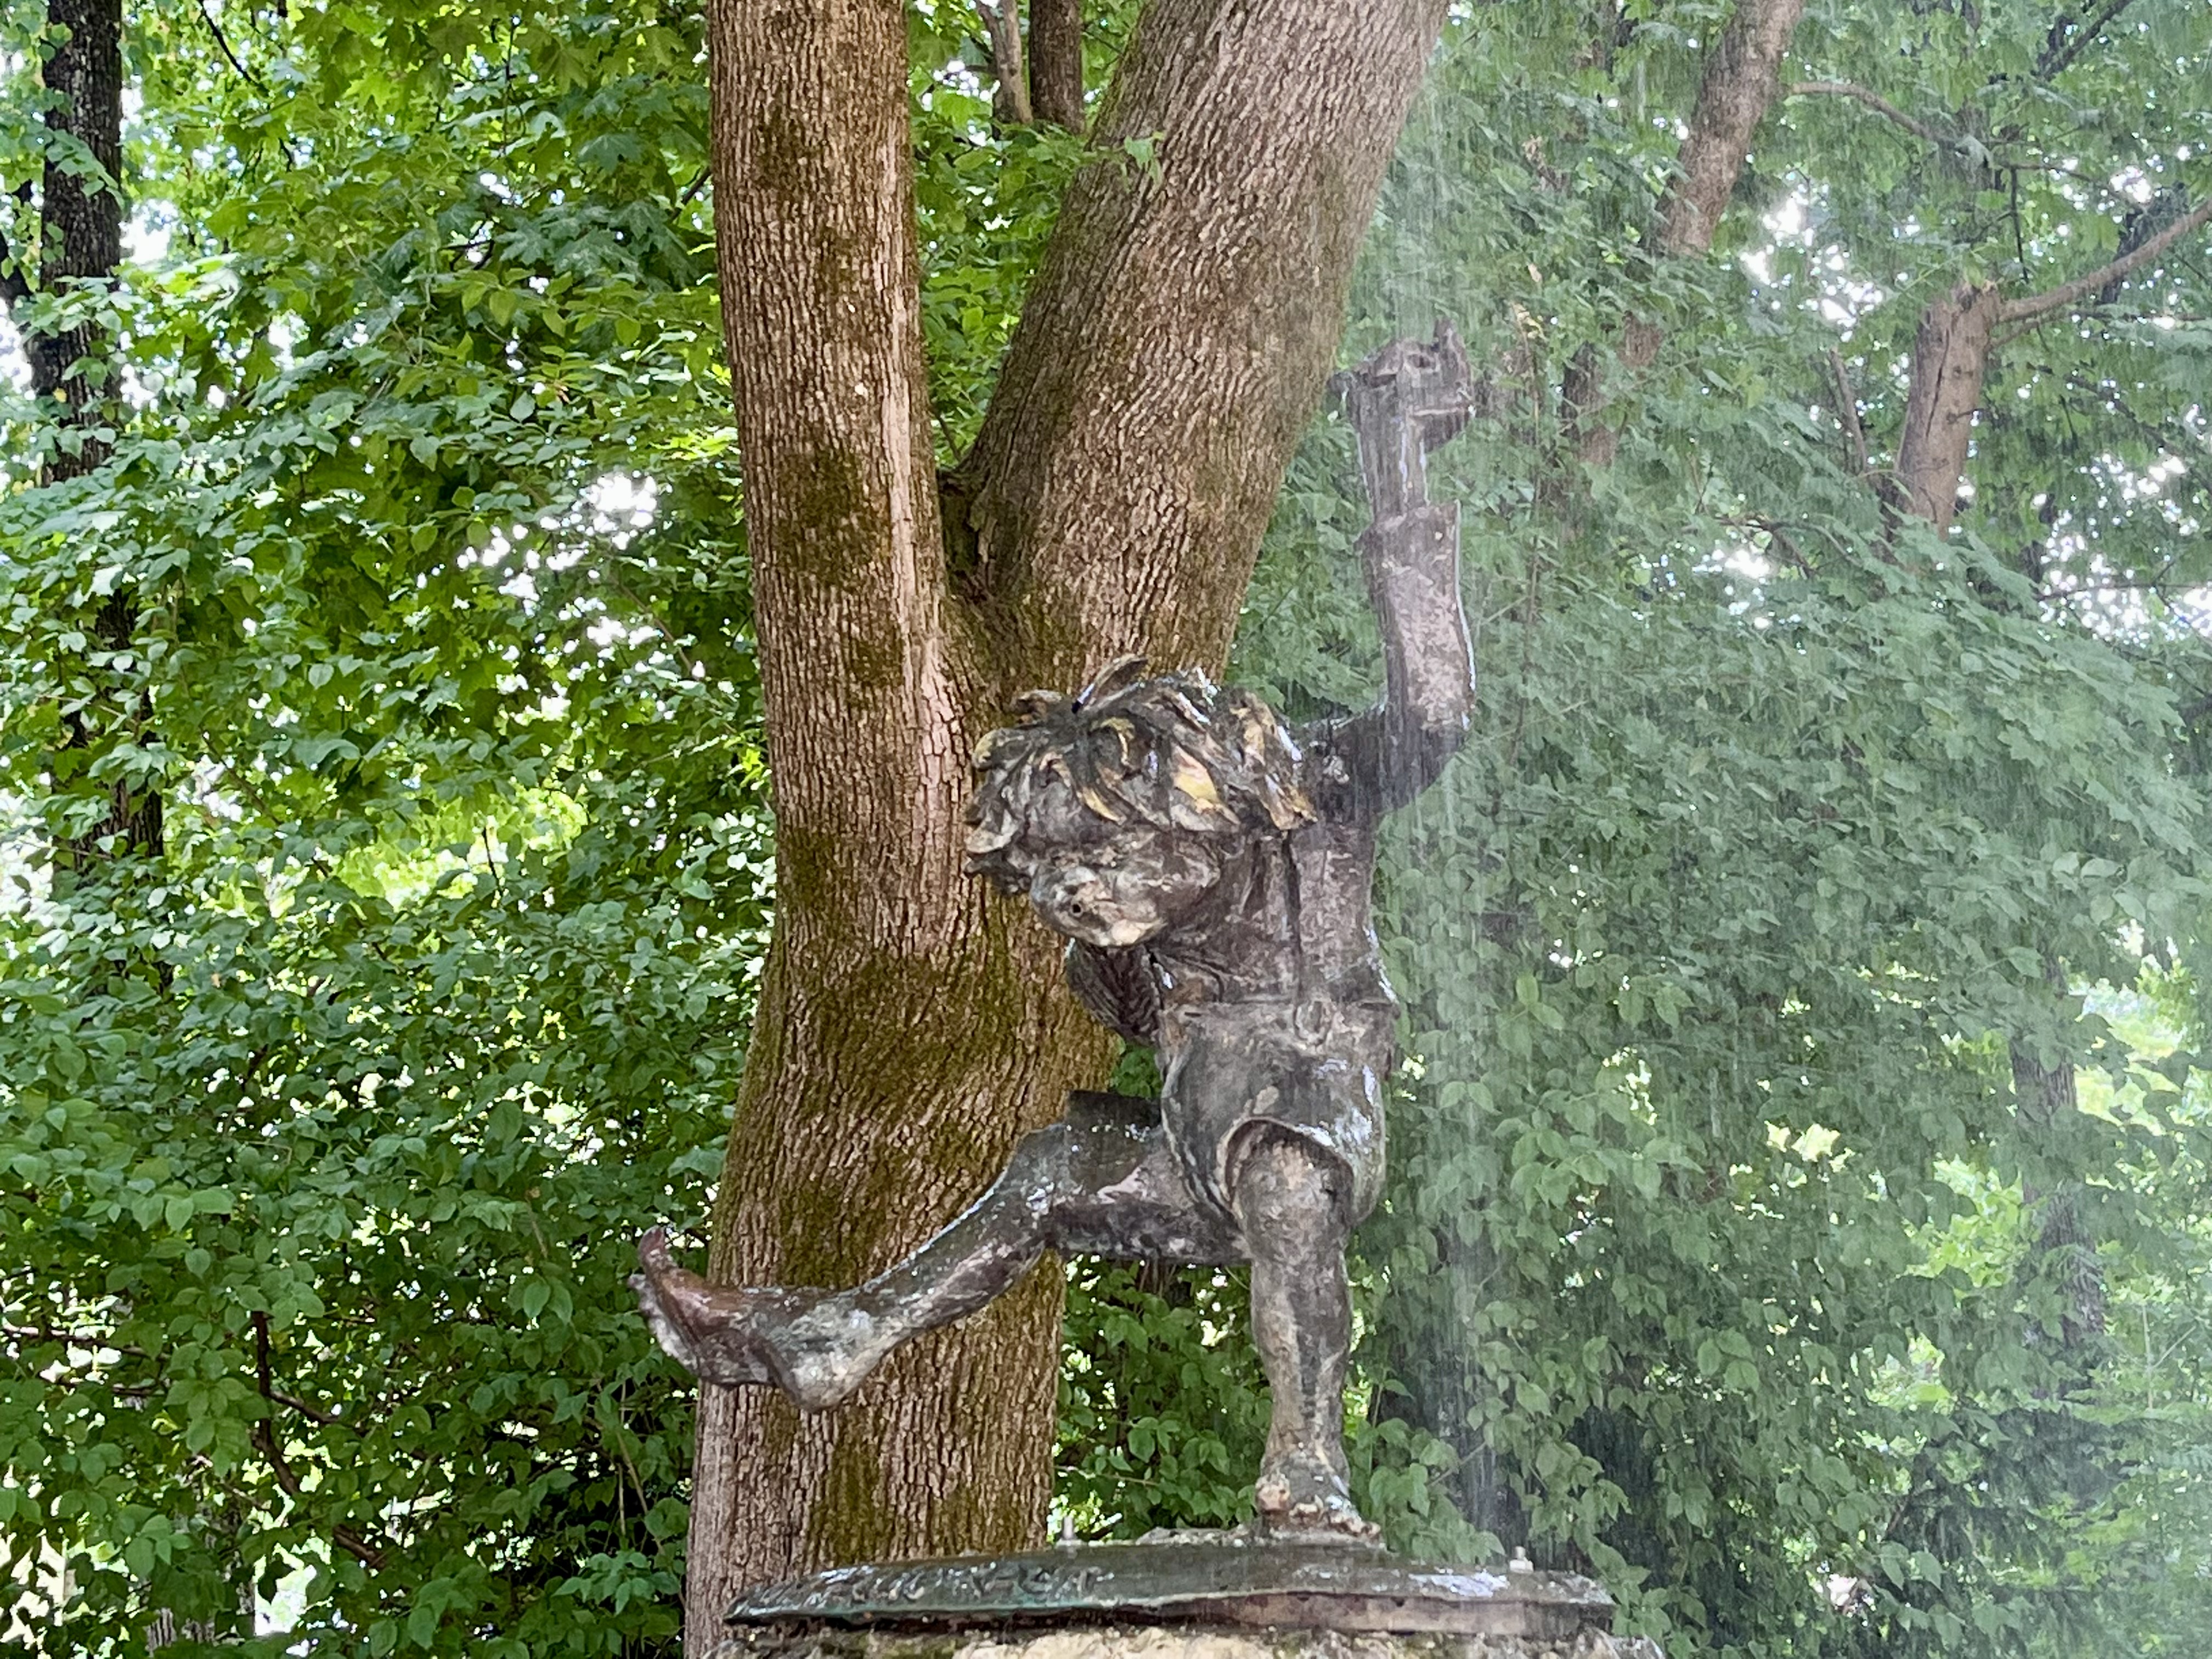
[
  {"left": 24, "top": 0, "right": 122, "bottom": 426},
  {"left": 6, "top": 0, "right": 161, "bottom": 878},
  {"left": 687, "top": 0, "right": 1448, "bottom": 1645},
  {"left": 1575, "top": 0, "right": 1805, "bottom": 465},
  {"left": 1028, "top": 0, "right": 1085, "bottom": 129}
]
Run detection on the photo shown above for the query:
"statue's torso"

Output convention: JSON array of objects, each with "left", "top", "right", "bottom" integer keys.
[{"left": 1141, "top": 819, "right": 1396, "bottom": 1223}]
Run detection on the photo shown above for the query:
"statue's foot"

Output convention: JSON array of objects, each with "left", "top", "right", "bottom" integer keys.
[
  {"left": 1252, "top": 1451, "right": 1381, "bottom": 1543},
  {"left": 631, "top": 1229, "right": 871, "bottom": 1410}
]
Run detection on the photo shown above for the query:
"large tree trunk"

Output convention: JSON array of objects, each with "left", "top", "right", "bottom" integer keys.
[{"left": 687, "top": 0, "right": 1447, "bottom": 1644}]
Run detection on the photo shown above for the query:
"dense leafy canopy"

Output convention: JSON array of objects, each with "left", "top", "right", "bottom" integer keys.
[
  {"left": 4, "top": 1, "right": 2211, "bottom": 1657},
  {"left": 4, "top": 2, "right": 759, "bottom": 1652}
]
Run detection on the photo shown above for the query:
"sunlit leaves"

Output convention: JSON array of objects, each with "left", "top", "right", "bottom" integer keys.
[{"left": 1, "top": 1, "right": 759, "bottom": 1654}]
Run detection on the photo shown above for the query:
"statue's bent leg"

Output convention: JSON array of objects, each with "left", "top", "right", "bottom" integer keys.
[
  {"left": 1231, "top": 1127, "right": 1375, "bottom": 1541},
  {"left": 633, "top": 1092, "right": 1236, "bottom": 1410}
]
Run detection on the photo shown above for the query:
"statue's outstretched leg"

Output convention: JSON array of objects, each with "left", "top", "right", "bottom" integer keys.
[
  {"left": 634, "top": 1092, "right": 1238, "bottom": 1410},
  {"left": 1232, "top": 1130, "right": 1375, "bottom": 1541}
]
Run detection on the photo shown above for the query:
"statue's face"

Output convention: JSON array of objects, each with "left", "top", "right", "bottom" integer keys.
[{"left": 1015, "top": 817, "right": 1229, "bottom": 949}]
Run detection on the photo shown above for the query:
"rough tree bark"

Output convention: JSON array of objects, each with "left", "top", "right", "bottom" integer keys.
[
  {"left": 4, "top": 0, "right": 160, "bottom": 878},
  {"left": 1574, "top": 0, "right": 1806, "bottom": 466},
  {"left": 1028, "top": 0, "right": 1084, "bottom": 130},
  {"left": 687, "top": 0, "right": 1448, "bottom": 1646}
]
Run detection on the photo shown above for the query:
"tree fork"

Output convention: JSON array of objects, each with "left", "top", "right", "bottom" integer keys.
[{"left": 690, "top": 0, "right": 1448, "bottom": 1645}]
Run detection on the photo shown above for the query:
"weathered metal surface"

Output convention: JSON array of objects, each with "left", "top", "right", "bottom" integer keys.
[
  {"left": 638, "top": 324, "right": 1479, "bottom": 1538},
  {"left": 726, "top": 1537, "right": 1613, "bottom": 1638}
]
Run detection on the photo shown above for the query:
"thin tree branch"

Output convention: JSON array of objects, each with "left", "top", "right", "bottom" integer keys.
[
  {"left": 1788, "top": 80, "right": 1949, "bottom": 148},
  {"left": 1788, "top": 83, "right": 2090, "bottom": 179},
  {"left": 2037, "top": 0, "right": 2138, "bottom": 81},
  {"left": 253, "top": 1312, "right": 387, "bottom": 1570},
  {"left": 196, "top": 0, "right": 268, "bottom": 93},
  {"left": 1826, "top": 347, "right": 1867, "bottom": 475},
  {"left": 1999, "top": 194, "right": 2212, "bottom": 324}
]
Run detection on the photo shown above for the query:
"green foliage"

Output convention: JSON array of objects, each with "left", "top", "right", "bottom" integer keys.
[
  {"left": 7, "top": 2, "right": 2212, "bottom": 1657},
  {"left": 1056, "top": 1262, "right": 1270, "bottom": 1537},
  {"left": 1222, "top": 3, "right": 2212, "bottom": 1656},
  {"left": 1, "top": 1, "right": 764, "bottom": 1652}
]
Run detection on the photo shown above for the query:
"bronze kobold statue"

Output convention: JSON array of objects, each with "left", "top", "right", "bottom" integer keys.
[{"left": 635, "top": 324, "right": 1475, "bottom": 1543}]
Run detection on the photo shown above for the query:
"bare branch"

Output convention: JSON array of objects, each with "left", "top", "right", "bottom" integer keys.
[
  {"left": 1999, "top": 194, "right": 2212, "bottom": 325},
  {"left": 197, "top": 0, "right": 269, "bottom": 93}
]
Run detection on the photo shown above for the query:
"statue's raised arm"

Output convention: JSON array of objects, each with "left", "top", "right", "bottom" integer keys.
[
  {"left": 1303, "top": 321, "right": 1477, "bottom": 822},
  {"left": 633, "top": 326, "right": 1478, "bottom": 1547}
]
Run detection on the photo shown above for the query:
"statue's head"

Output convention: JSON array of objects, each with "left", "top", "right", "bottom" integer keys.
[{"left": 964, "top": 656, "right": 1314, "bottom": 948}]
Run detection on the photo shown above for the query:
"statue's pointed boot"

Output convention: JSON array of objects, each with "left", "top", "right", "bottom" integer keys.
[{"left": 631, "top": 1228, "right": 875, "bottom": 1409}]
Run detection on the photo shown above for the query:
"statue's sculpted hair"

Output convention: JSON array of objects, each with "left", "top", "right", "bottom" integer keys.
[{"left": 963, "top": 656, "right": 1316, "bottom": 894}]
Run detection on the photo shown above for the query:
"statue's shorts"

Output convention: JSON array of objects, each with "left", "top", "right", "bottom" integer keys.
[{"left": 1155, "top": 997, "right": 1396, "bottom": 1231}]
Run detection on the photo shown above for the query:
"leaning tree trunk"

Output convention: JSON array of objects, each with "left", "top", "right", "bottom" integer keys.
[
  {"left": 688, "top": 0, "right": 1448, "bottom": 1645},
  {"left": 1569, "top": 0, "right": 1805, "bottom": 466}
]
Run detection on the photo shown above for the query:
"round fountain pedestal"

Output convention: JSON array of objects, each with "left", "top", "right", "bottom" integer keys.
[{"left": 718, "top": 1535, "right": 1658, "bottom": 1659}]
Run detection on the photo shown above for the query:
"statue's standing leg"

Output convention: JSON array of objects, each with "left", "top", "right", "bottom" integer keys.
[
  {"left": 1233, "top": 1131, "right": 1375, "bottom": 1539},
  {"left": 634, "top": 1093, "right": 1237, "bottom": 1409}
]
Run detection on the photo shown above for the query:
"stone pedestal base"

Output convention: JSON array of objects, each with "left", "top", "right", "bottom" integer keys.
[
  {"left": 721, "top": 1624, "right": 1659, "bottom": 1659},
  {"left": 718, "top": 1537, "right": 1656, "bottom": 1659}
]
